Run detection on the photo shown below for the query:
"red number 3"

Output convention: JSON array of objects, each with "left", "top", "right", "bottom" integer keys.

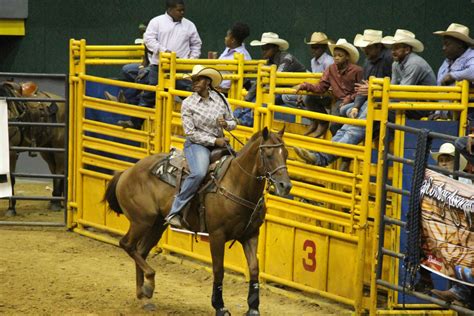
[{"left": 302, "top": 240, "right": 316, "bottom": 272}]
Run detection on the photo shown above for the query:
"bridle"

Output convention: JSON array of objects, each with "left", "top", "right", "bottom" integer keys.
[{"left": 225, "top": 136, "right": 288, "bottom": 185}]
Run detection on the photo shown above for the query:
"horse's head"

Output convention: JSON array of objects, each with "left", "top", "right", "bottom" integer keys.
[{"left": 255, "top": 126, "right": 292, "bottom": 196}]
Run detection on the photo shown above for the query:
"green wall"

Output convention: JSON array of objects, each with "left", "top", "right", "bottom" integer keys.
[{"left": 0, "top": 0, "right": 473, "bottom": 77}]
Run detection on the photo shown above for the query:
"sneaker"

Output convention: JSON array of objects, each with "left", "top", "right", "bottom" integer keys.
[
  {"left": 117, "top": 120, "right": 135, "bottom": 128},
  {"left": 164, "top": 213, "right": 183, "bottom": 228},
  {"left": 294, "top": 147, "right": 319, "bottom": 165}
]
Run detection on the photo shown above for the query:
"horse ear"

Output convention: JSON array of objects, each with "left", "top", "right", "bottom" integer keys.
[
  {"left": 118, "top": 90, "right": 127, "bottom": 103},
  {"left": 262, "top": 126, "right": 269, "bottom": 140},
  {"left": 278, "top": 125, "right": 286, "bottom": 137}
]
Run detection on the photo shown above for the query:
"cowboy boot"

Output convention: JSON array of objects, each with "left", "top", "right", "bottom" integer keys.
[
  {"left": 431, "top": 289, "right": 464, "bottom": 305},
  {"left": 304, "top": 120, "right": 319, "bottom": 136},
  {"left": 308, "top": 121, "right": 329, "bottom": 138}
]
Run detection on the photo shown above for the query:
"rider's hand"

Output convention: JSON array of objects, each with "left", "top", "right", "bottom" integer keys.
[
  {"left": 217, "top": 117, "right": 228, "bottom": 129},
  {"left": 215, "top": 137, "right": 229, "bottom": 148},
  {"left": 136, "top": 66, "right": 149, "bottom": 82}
]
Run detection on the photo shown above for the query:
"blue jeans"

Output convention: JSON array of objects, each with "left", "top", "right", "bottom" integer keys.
[
  {"left": 313, "top": 101, "right": 368, "bottom": 166},
  {"left": 168, "top": 141, "right": 211, "bottom": 216},
  {"left": 121, "top": 63, "right": 149, "bottom": 105},
  {"left": 455, "top": 136, "right": 474, "bottom": 166},
  {"left": 133, "top": 65, "right": 192, "bottom": 128}
]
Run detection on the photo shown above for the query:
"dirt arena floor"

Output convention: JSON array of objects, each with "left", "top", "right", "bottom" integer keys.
[{"left": 0, "top": 182, "right": 352, "bottom": 315}]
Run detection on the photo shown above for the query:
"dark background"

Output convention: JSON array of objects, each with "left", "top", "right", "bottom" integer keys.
[{"left": 0, "top": 0, "right": 473, "bottom": 76}]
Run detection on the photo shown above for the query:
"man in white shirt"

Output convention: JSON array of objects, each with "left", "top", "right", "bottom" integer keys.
[{"left": 120, "top": 0, "right": 202, "bottom": 129}]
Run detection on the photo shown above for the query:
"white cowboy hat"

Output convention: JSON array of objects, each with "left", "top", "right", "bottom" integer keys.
[
  {"left": 304, "top": 32, "right": 332, "bottom": 45},
  {"left": 381, "top": 29, "right": 424, "bottom": 53},
  {"left": 184, "top": 65, "right": 223, "bottom": 88},
  {"left": 328, "top": 38, "right": 360, "bottom": 64},
  {"left": 353, "top": 29, "right": 383, "bottom": 48},
  {"left": 433, "top": 23, "right": 474, "bottom": 46},
  {"left": 430, "top": 142, "right": 467, "bottom": 171},
  {"left": 250, "top": 32, "right": 289, "bottom": 50},
  {"left": 134, "top": 38, "right": 144, "bottom": 44}
]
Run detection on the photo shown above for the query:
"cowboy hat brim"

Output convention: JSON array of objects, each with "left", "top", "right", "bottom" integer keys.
[
  {"left": 250, "top": 39, "right": 289, "bottom": 51},
  {"left": 304, "top": 38, "right": 332, "bottom": 45},
  {"left": 353, "top": 33, "right": 383, "bottom": 48},
  {"left": 381, "top": 36, "right": 424, "bottom": 53},
  {"left": 431, "top": 150, "right": 468, "bottom": 171},
  {"left": 433, "top": 30, "right": 474, "bottom": 46},
  {"left": 184, "top": 67, "right": 223, "bottom": 88},
  {"left": 328, "top": 42, "right": 360, "bottom": 64}
]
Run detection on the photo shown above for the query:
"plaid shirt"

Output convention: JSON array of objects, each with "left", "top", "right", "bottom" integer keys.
[{"left": 181, "top": 90, "right": 236, "bottom": 146}]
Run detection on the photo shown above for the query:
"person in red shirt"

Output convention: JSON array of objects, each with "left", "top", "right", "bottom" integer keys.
[{"left": 295, "top": 38, "right": 363, "bottom": 137}]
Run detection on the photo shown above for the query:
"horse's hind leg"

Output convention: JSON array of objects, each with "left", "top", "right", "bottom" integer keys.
[
  {"left": 209, "top": 232, "right": 230, "bottom": 316},
  {"left": 119, "top": 221, "right": 158, "bottom": 299},
  {"left": 134, "top": 217, "right": 167, "bottom": 299},
  {"left": 6, "top": 152, "right": 18, "bottom": 216},
  {"left": 242, "top": 235, "right": 260, "bottom": 315}
]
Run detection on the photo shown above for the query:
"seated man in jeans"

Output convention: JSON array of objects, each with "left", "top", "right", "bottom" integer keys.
[{"left": 295, "top": 29, "right": 435, "bottom": 169}]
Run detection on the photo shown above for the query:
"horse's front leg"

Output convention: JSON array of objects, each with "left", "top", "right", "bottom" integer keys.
[
  {"left": 209, "top": 232, "right": 230, "bottom": 316},
  {"left": 242, "top": 235, "right": 260, "bottom": 315}
]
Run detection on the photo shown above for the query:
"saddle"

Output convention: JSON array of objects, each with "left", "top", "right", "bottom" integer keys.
[
  {"left": 150, "top": 147, "right": 235, "bottom": 232},
  {"left": 3, "top": 80, "right": 60, "bottom": 156},
  {"left": 3, "top": 81, "right": 39, "bottom": 97}
]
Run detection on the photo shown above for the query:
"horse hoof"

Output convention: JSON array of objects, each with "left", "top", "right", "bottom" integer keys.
[
  {"left": 246, "top": 308, "right": 260, "bottom": 316},
  {"left": 215, "top": 307, "right": 231, "bottom": 316},
  {"left": 142, "top": 303, "right": 156, "bottom": 311},
  {"left": 141, "top": 284, "right": 154, "bottom": 299},
  {"left": 5, "top": 209, "right": 17, "bottom": 217}
]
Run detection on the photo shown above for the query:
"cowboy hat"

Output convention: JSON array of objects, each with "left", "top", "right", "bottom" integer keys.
[
  {"left": 430, "top": 142, "right": 467, "bottom": 171},
  {"left": 304, "top": 32, "right": 332, "bottom": 45},
  {"left": 381, "top": 29, "right": 424, "bottom": 52},
  {"left": 328, "top": 38, "right": 360, "bottom": 64},
  {"left": 250, "top": 32, "right": 289, "bottom": 50},
  {"left": 184, "top": 65, "right": 223, "bottom": 88},
  {"left": 433, "top": 23, "right": 474, "bottom": 46},
  {"left": 353, "top": 29, "right": 383, "bottom": 48}
]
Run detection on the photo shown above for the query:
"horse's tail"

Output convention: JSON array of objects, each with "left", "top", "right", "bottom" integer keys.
[{"left": 104, "top": 171, "right": 124, "bottom": 214}]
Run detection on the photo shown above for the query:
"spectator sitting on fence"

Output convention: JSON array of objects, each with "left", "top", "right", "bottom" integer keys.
[
  {"left": 430, "top": 23, "right": 474, "bottom": 121},
  {"left": 118, "top": 0, "right": 202, "bottom": 129},
  {"left": 233, "top": 32, "right": 306, "bottom": 127},
  {"left": 293, "top": 39, "right": 363, "bottom": 139},
  {"left": 118, "top": 23, "right": 151, "bottom": 109},
  {"left": 427, "top": 142, "right": 474, "bottom": 309},
  {"left": 382, "top": 29, "right": 437, "bottom": 119},
  {"left": 216, "top": 22, "right": 252, "bottom": 95},
  {"left": 282, "top": 32, "right": 334, "bottom": 137},
  {"left": 293, "top": 30, "right": 391, "bottom": 170}
]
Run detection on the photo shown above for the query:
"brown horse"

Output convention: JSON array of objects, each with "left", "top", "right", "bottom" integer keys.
[
  {"left": 104, "top": 127, "right": 292, "bottom": 315},
  {"left": 0, "top": 81, "right": 66, "bottom": 216}
]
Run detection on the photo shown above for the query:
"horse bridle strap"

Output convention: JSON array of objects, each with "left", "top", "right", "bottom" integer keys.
[
  {"left": 259, "top": 142, "right": 288, "bottom": 181},
  {"left": 217, "top": 185, "right": 257, "bottom": 210}
]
